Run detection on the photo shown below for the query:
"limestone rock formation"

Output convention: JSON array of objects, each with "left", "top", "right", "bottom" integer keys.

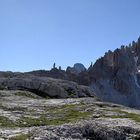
[
  {"left": 66, "top": 63, "right": 86, "bottom": 74},
  {"left": 88, "top": 37, "right": 140, "bottom": 108}
]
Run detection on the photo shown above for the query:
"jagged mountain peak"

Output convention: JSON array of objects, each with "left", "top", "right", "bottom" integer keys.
[
  {"left": 88, "top": 37, "right": 140, "bottom": 108},
  {"left": 66, "top": 63, "right": 86, "bottom": 74}
]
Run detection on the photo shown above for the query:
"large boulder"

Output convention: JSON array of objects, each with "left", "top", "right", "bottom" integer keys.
[{"left": 0, "top": 74, "right": 95, "bottom": 99}]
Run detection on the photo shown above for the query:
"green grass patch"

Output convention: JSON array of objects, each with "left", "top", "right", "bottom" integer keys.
[
  {"left": 0, "top": 103, "right": 26, "bottom": 112},
  {"left": 60, "top": 104, "right": 79, "bottom": 110},
  {"left": 0, "top": 116, "right": 16, "bottom": 127},
  {"left": 15, "top": 92, "right": 36, "bottom": 99},
  {"left": 17, "top": 109, "right": 90, "bottom": 127},
  {"left": 46, "top": 104, "right": 80, "bottom": 113},
  {"left": 110, "top": 109, "right": 140, "bottom": 123},
  {"left": 9, "top": 134, "right": 30, "bottom": 140},
  {"left": 0, "top": 103, "right": 91, "bottom": 128}
]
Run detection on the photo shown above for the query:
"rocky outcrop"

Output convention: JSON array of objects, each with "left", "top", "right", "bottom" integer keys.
[
  {"left": 27, "top": 64, "right": 89, "bottom": 86},
  {"left": 0, "top": 74, "right": 95, "bottom": 98},
  {"left": 0, "top": 91, "right": 140, "bottom": 140},
  {"left": 27, "top": 68, "right": 68, "bottom": 80},
  {"left": 88, "top": 38, "right": 140, "bottom": 108},
  {"left": 30, "top": 120, "right": 140, "bottom": 140},
  {"left": 66, "top": 63, "right": 86, "bottom": 74}
]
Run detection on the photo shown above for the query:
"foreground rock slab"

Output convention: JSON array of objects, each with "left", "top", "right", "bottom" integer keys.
[{"left": 0, "top": 90, "right": 139, "bottom": 140}]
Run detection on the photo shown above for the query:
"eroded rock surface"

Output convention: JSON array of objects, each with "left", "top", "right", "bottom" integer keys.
[
  {"left": 0, "top": 90, "right": 139, "bottom": 140},
  {"left": 89, "top": 38, "right": 140, "bottom": 108},
  {"left": 0, "top": 75, "right": 95, "bottom": 98}
]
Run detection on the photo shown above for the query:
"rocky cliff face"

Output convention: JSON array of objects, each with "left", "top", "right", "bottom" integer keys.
[{"left": 89, "top": 38, "right": 140, "bottom": 108}]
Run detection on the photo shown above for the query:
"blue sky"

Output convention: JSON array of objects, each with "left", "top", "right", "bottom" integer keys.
[{"left": 0, "top": 0, "right": 140, "bottom": 72}]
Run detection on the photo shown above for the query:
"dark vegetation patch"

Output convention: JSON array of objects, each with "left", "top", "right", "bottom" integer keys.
[{"left": 15, "top": 92, "right": 37, "bottom": 99}]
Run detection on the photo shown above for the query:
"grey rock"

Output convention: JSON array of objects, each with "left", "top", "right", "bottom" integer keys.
[
  {"left": 29, "top": 119, "right": 140, "bottom": 140},
  {"left": 0, "top": 74, "right": 95, "bottom": 98},
  {"left": 88, "top": 37, "right": 140, "bottom": 108},
  {"left": 0, "top": 91, "right": 139, "bottom": 140},
  {"left": 67, "top": 63, "right": 86, "bottom": 74}
]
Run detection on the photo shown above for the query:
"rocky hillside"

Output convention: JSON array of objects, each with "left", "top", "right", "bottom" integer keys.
[
  {"left": 88, "top": 37, "right": 140, "bottom": 108},
  {"left": 0, "top": 38, "right": 140, "bottom": 109},
  {"left": 0, "top": 90, "right": 140, "bottom": 139},
  {"left": 26, "top": 37, "right": 140, "bottom": 108},
  {"left": 27, "top": 64, "right": 90, "bottom": 86}
]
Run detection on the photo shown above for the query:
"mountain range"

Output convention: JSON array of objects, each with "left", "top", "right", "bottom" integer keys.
[
  {"left": 1, "top": 38, "right": 140, "bottom": 109},
  {"left": 1, "top": 38, "right": 140, "bottom": 139}
]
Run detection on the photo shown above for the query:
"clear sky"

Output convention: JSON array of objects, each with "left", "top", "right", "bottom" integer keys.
[{"left": 0, "top": 0, "right": 140, "bottom": 72}]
